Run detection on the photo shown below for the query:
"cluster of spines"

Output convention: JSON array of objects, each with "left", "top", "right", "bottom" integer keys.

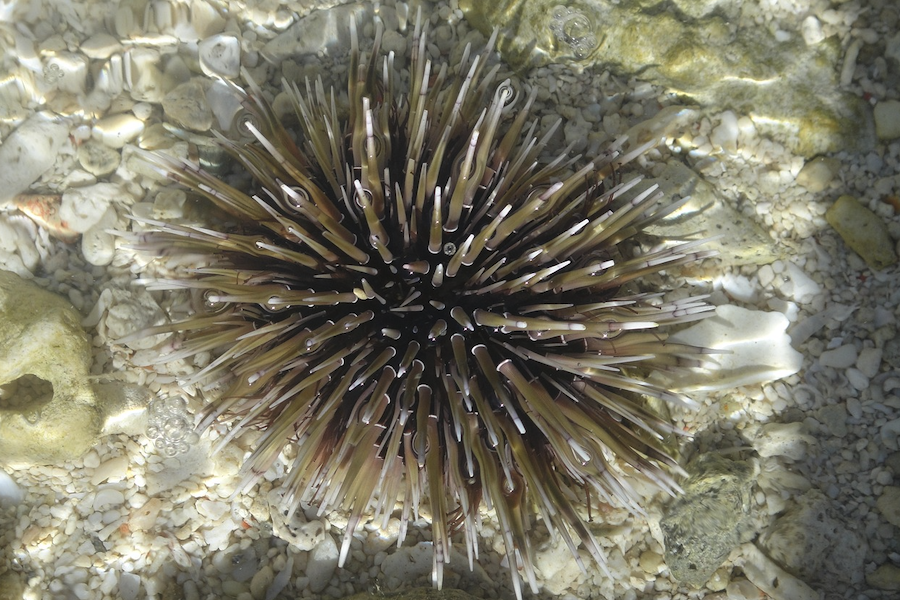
[{"left": 122, "top": 11, "right": 716, "bottom": 599}]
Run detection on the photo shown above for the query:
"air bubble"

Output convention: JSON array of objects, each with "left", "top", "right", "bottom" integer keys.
[
  {"left": 443, "top": 242, "right": 457, "bottom": 255},
  {"left": 146, "top": 396, "right": 196, "bottom": 457},
  {"left": 548, "top": 5, "right": 598, "bottom": 59}
]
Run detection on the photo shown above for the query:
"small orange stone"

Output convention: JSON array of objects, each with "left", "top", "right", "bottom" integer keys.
[{"left": 13, "top": 193, "right": 80, "bottom": 243}]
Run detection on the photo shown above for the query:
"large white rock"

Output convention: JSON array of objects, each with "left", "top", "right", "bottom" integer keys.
[{"left": 663, "top": 305, "right": 804, "bottom": 391}]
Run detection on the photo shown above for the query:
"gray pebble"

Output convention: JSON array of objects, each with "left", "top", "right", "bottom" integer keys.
[
  {"left": 817, "top": 404, "right": 848, "bottom": 437},
  {"left": 819, "top": 344, "right": 857, "bottom": 369},
  {"left": 77, "top": 140, "right": 121, "bottom": 177},
  {"left": 856, "top": 347, "right": 883, "bottom": 378},
  {"left": 162, "top": 79, "right": 213, "bottom": 132}
]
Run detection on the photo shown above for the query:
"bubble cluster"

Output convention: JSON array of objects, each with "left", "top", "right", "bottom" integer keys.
[
  {"left": 146, "top": 396, "right": 199, "bottom": 457},
  {"left": 549, "top": 5, "right": 599, "bottom": 59}
]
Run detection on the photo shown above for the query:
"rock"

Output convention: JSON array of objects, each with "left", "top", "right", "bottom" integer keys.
[
  {"left": 268, "top": 488, "right": 328, "bottom": 551},
  {"left": 856, "top": 347, "right": 883, "bottom": 378},
  {"left": 660, "top": 454, "right": 758, "bottom": 587},
  {"left": 343, "top": 591, "right": 483, "bottom": 600},
  {"left": 261, "top": 3, "right": 374, "bottom": 63},
  {"left": 663, "top": 305, "right": 803, "bottom": 391},
  {"left": 0, "top": 468, "right": 24, "bottom": 508},
  {"left": 0, "top": 271, "right": 148, "bottom": 466},
  {"left": 874, "top": 100, "right": 900, "bottom": 140},
  {"left": 760, "top": 489, "right": 865, "bottom": 587},
  {"left": 129, "top": 497, "right": 163, "bottom": 531},
  {"left": 0, "top": 114, "right": 69, "bottom": 207},
  {"left": 883, "top": 418, "right": 900, "bottom": 451},
  {"left": 249, "top": 565, "right": 274, "bottom": 600},
  {"left": 93, "top": 487, "right": 126, "bottom": 511},
  {"left": 0, "top": 270, "right": 101, "bottom": 466},
  {"left": 91, "top": 456, "right": 129, "bottom": 485},
  {"left": 77, "top": 140, "right": 121, "bottom": 177},
  {"left": 816, "top": 403, "right": 848, "bottom": 437},
  {"left": 381, "top": 542, "right": 435, "bottom": 587},
  {"left": 796, "top": 156, "right": 840, "bottom": 193},
  {"left": 45, "top": 52, "right": 89, "bottom": 95},
  {"left": 739, "top": 542, "right": 818, "bottom": 600},
  {"left": 753, "top": 422, "right": 815, "bottom": 460},
  {"left": 307, "top": 534, "right": 339, "bottom": 592},
  {"left": 460, "top": 0, "right": 874, "bottom": 156},
  {"left": 866, "top": 564, "right": 900, "bottom": 591},
  {"left": 199, "top": 34, "right": 241, "bottom": 79},
  {"left": 162, "top": 80, "right": 213, "bottom": 132},
  {"left": 82, "top": 206, "right": 119, "bottom": 267},
  {"left": 92, "top": 113, "right": 145, "bottom": 148},
  {"left": 819, "top": 344, "right": 857, "bottom": 369},
  {"left": 826, "top": 195, "right": 898, "bottom": 270},
  {"left": 0, "top": 572, "right": 25, "bottom": 600},
  {"left": 59, "top": 183, "right": 126, "bottom": 234},
  {"left": 81, "top": 32, "right": 122, "bottom": 59},
  {"left": 876, "top": 486, "right": 900, "bottom": 528},
  {"left": 118, "top": 572, "right": 142, "bottom": 600},
  {"left": 534, "top": 536, "right": 587, "bottom": 593},
  {"left": 887, "top": 32, "right": 900, "bottom": 68},
  {"left": 639, "top": 161, "right": 778, "bottom": 266}
]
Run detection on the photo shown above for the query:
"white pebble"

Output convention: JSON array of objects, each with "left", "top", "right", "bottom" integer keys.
[
  {"left": 82, "top": 450, "right": 101, "bottom": 469},
  {"left": 93, "top": 487, "right": 125, "bottom": 511},
  {"left": 199, "top": 34, "right": 242, "bottom": 79},
  {"left": 845, "top": 367, "right": 869, "bottom": 391},
  {"left": 784, "top": 263, "right": 821, "bottom": 304},
  {"left": 881, "top": 418, "right": 900, "bottom": 451},
  {"left": 307, "top": 534, "right": 339, "bottom": 592},
  {"left": 801, "top": 16, "right": 824, "bottom": 45},
  {"left": 796, "top": 157, "right": 839, "bottom": 193},
  {"left": 754, "top": 422, "right": 815, "bottom": 460},
  {"left": 0, "top": 115, "right": 69, "bottom": 205},
  {"left": 874, "top": 100, "right": 900, "bottom": 141},
  {"left": 197, "top": 499, "right": 230, "bottom": 522},
  {"left": 710, "top": 110, "right": 739, "bottom": 153},
  {"left": 100, "top": 570, "right": 117, "bottom": 594},
  {"left": 818, "top": 344, "right": 857, "bottom": 369},
  {"left": 203, "top": 520, "right": 237, "bottom": 551},
  {"left": 81, "top": 32, "right": 122, "bottom": 59},
  {"left": 757, "top": 264, "right": 775, "bottom": 287},
  {"left": 129, "top": 498, "right": 163, "bottom": 531},
  {"left": 847, "top": 396, "right": 862, "bottom": 419},
  {"left": 82, "top": 206, "right": 118, "bottom": 266},
  {"left": 267, "top": 553, "right": 293, "bottom": 600},
  {"left": 91, "top": 456, "right": 129, "bottom": 485},
  {"left": 250, "top": 565, "right": 274, "bottom": 599},
  {"left": 118, "top": 572, "right": 142, "bottom": 600},
  {"left": 92, "top": 113, "right": 145, "bottom": 148},
  {"left": 0, "top": 469, "right": 24, "bottom": 508},
  {"left": 840, "top": 39, "right": 862, "bottom": 87}
]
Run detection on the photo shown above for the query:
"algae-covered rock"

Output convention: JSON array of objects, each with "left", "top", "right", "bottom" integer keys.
[
  {"left": 660, "top": 453, "right": 758, "bottom": 587},
  {"left": 825, "top": 195, "right": 898, "bottom": 270},
  {"left": 0, "top": 270, "right": 150, "bottom": 466},
  {"left": 0, "top": 270, "right": 102, "bottom": 465},
  {"left": 460, "top": 0, "right": 874, "bottom": 157},
  {"left": 760, "top": 489, "right": 865, "bottom": 588},
  {"left": 635, "top": 161, "right": 778, "bottom": 266}
]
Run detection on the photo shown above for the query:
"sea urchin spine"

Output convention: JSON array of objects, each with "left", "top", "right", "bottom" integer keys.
[{"left": 125, "top": 13, "right": 715, "bottom": 598}]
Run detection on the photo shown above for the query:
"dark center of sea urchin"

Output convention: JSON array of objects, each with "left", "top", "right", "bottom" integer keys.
[{"left": 126, "top": 14, "right": 716, "bottom": 598}]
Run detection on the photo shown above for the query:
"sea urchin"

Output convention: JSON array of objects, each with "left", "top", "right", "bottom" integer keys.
[{"left": 127, "top": 13, "right": 715, "bottom": 597}]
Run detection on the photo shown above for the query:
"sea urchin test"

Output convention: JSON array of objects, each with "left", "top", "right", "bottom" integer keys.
[{"left": 122, "top": 13, "right": 717, "bottom": 598}]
